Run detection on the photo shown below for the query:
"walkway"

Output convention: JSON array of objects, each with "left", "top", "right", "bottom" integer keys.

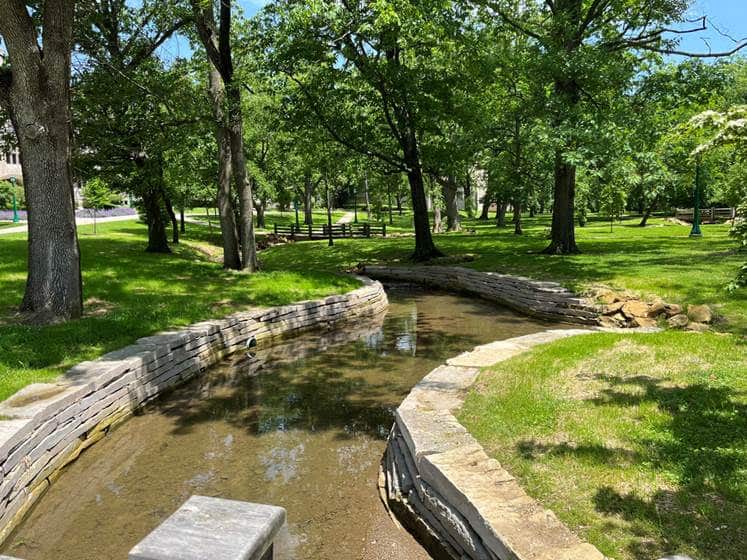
[
  {"left": 0, "top": 214, "right": 137, "bottom": 236},
  {"left": 335, "top": 210, "right": 355, "bottom": 224}
]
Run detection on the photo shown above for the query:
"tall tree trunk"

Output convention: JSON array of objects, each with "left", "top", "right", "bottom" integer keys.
[
  {"left": 639, "top": 195, "right": 658, "bottom": 227},
  {"left": 364, "top": 170, "right": 371, "bottom": 221},
  {"left": 432, "top": 204, "right": 442, "bottom": 233},
  {"left": 408, "top": 166, "right": 442, "bottom": 260},
  {"left": 479, "top": 193, "right": 491, "bottom": 220},
  {"left": 226, "top": 83, "right": 257, "bottom": 272},
  {"left": 207, "top": 59, "right": 241, "bottom": 269},
  {"left": 164, "top": 192, "right": 179, "bottom": 244},
  {"left": 513, "top": 199, "right": 523, "bottom": 235},
  {"left": 1, "top": 0, "right": 83, "bottom": 323},
  {"left": 544, "top": 150, "right": 578, "bottom": 253},
  {"left": 396, "top": 191, "right": 403, "bottom": 214},
  {"left": 256, "top": 198, "right": 266, "bottom": 229},
  {"left": 142, "top": 186, "right": 170, "bottom": 253},
  {"left": 442, "top": 176, "right": 461, "bottom": 232},
  {"left": 180, "top": 207, "right": 186, "bottom": 233},
  {"left": 303, "top": 174, "right": 314, "bottom": 225},
  {"left": 496, "top": 201, "right": 508, "bottom": 227},
  {"left": 544, "top": 75, "right": 581, "bottom": 254}
]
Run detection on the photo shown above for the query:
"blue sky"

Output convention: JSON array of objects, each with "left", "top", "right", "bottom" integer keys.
[
  {"left": 674, "top": 0, "right": 747, "bottom": 57},
  {"left": 237, "top": 0, "right": 747, "bottom": 59}
]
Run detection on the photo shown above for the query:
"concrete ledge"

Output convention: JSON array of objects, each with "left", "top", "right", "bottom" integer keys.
[
  {"left": 129, "top": 496, "right": 285, "bottom": 560},
  {"left": 364, "top": 265, "right": 601, "bottom": 325},
  {"left": 0, "top": 276, "right": 387, "bottom": 546},
  {"left": 381, "top": 329, "right": 612, "bottom": 560}
]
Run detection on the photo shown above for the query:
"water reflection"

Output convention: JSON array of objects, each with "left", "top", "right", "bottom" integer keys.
[{"left": 2, "top": 287, "right": 555, "bottom": 560}]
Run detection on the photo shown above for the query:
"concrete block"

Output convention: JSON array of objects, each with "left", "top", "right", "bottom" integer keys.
[{"left": 129, "top": 496, "right": 286, "bottom": 560}]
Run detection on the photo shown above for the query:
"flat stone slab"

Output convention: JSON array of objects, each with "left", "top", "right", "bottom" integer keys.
[{"left": 129, "top": 496, "right": 286, "bottom": 560}]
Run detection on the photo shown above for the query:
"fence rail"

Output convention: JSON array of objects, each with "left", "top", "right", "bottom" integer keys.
[
  {"left": 675, "top": 207, "right": 736, "bottom": 223},
  {"left": 273, "top": 222, "right": 386, "bottom": 239}
]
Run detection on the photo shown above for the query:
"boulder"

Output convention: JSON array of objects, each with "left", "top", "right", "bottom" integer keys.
[
  {"left": 664, "top": 304, "right": 683, "bottom": 318},
  {"left": 687, "top": 304, "right": 713, "bottom": 324},
  {"left": 667, "top": 314, "right": 689, "bottom": 329},
  {"left": 596, "top": 290, "right": 617, "bottom": 305},
  {"left": 647, "top": 300, "right": 667, "bottom": 318},
  {"left": 632, "top": 317, "right": 658, "bottom": 328},
  {"left": 621, "top": 301, "right": 650, "bottom": 319},
  {"left": 603, "top": 301, "right": 625, "bottom": 315},
  {"left": 685, "top": 322, "right": 709, "bottom": 333}
]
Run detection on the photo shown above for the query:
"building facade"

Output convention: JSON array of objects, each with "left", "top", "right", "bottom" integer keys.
[{"left": 0, "top": 52, "right": 22, "bottom": 183}]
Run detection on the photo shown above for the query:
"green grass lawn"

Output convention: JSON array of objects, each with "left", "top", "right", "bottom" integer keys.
[
  {"left": 0, "top": 219, "right": 359, "bottom": 402},
  {"left": 459, "top": 331, "right": 747, "bottom": 560},
  {"left": 0, "top": 222, "right": 19, "bottom": 230},
  {"left": 260, "top": 214, "right": 747, "bottom": 334}
]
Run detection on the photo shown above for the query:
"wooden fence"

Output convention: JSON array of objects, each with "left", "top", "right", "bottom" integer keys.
[
  {"left": 273, "top": 222, "right": 386, "bottom": 240},
  {"left": 675, "top": 207, "right": 736, "bottom": 223}
]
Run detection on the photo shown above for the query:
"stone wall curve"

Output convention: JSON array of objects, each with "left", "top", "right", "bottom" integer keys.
[
  {"left": 0, "top": 277, "right": 388, "bottom": 545},
  {"left": 364, "top": 265, "right": 600, "bottom": 325},
  {"left": 381, "top": 329, "right": 610, "bottom": 560}
]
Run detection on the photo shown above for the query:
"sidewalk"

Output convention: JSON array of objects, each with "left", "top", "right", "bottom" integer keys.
[{"left": 0, "top": 214, "right": 138, "bottom": 236}]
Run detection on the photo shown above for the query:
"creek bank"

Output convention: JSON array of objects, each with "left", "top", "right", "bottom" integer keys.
[
  {"left": 380, "top": 328, "right": 611, "bottom": 560},
  {"left": 0, "top": 277, "right": 387, "bottom": 546}
]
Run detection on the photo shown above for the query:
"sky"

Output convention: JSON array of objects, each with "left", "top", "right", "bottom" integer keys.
[
  {"left": 673, "top": 0, "right": 747, "bottom": 57},
  {"left": 1, "top": 0, "right": 745, "bottom": 62}
]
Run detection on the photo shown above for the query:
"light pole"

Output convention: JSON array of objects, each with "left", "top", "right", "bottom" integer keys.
[
  {"left": 10, "top": 176, "right": 19, "bottom": 223},
  {"left": 353, "top": 185, "right": 358, "bottom": 223},
  {"left": 690, "top": 155, "right": 703, "bottom": 238}
]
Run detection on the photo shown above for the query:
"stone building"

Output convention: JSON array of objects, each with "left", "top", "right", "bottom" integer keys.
[
  {"left": 0, "top": 142, "right": 22, "bottom": 183},
  {"left": 0, "top": 52, "right": 22, "bottom": 184}
]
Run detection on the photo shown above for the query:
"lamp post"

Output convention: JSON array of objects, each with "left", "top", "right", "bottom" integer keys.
[
  {"left": 352, "top": 184, "right": 358, "bottom": 223},
  {"left": 10, "top": 176, "right": 19, "bottom": 223},
  {"left": 690, "top": 155, "right": 703, "bottom": 238}
]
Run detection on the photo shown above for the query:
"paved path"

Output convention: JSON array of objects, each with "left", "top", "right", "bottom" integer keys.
[
  {"left": 336, "top": 211, "right": 355, "bottom": 224},
  {"left": 0, "top": 214, "right": 138, "bottom": 236}
]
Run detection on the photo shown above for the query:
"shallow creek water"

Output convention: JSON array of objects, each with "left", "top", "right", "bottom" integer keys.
[{"left": 3, "top": 287, "right": 553, "bottom": 560}]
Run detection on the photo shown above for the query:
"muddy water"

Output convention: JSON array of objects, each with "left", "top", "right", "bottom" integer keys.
[{"left": 2, "top": 287, "right": 553, "bottom": 560}]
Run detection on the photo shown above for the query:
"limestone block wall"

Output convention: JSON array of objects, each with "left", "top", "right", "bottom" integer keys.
[
  {"left": 0, "top": 277, "right": 387, "bottom": 545},
  {"left": 364, "top": 265, "right": 600, "bottom": 325},
  {"left": 381, "top": 329, "right": 607, "bottom": 560}
]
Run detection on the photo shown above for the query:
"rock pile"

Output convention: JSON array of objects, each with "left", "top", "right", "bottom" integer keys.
[{"left": 592, "top": 288, "right": 712, "bottom": 332}]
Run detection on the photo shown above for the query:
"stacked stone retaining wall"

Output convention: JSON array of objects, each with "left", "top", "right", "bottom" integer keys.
[
  {"left": 0, "top": 277, "right": 387, "bottom": 545},
  {"left": 364, "top": 265, "right": 600, "bottom": 325},
  {"left": 381, "top": 329, "right": 608, "bottom": 560}
]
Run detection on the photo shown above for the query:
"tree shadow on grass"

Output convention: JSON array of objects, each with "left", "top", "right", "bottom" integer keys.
[{"left": 518, "top": 373, "right": 747, "bottom": 559}]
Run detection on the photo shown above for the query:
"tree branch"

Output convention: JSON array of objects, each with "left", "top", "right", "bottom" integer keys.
[{"left": 282, "top": 71, "right": 407, "bottom": 172}]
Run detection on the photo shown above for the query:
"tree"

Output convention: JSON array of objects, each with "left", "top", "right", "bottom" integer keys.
[
  {"left": 191, "top": 0, "right": 258, "bottom": 271},
  {"left": 692, "top": 105, "right": 747, "bottom": 288},
  {"left": 259, "top": 0, "right": 479, "bottom": 260},
  {"left": 0, "top": 0, "right": 82, "bottom": 323},
  {"left": 81, "top": 177, "right": 115, "bottom": 234},
  {"left": 484, "top": 1, "right": 747, "bottom": 254}
]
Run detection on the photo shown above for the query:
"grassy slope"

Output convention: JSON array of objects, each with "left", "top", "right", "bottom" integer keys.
[
  {"left": 459, "top": 332, "right": 747, "bottom": 560},
  {"left": 0, "top": 219, "right": 359, "bottom": 402},
  {"left": 261, "top": 214, "right": 746, "bottom": 334}
]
